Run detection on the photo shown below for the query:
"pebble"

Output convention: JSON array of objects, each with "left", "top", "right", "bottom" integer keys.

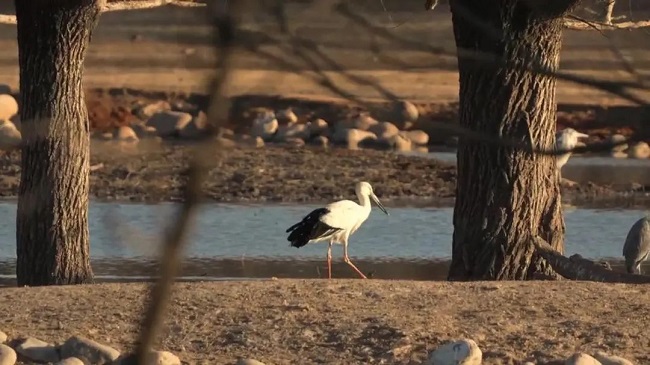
[
  {"left": 369, "top": 121, "right": 399, "bottom": 140},
  {"left": 332, "top": 128, "right": 376, "bottom": 147},
  {"left": 565, "top": 352, "right": 602, "bottom": 365},
  {"left": 426, "top": 339, "right": 482, "bottom": 365},
  {"left": 274, "top": 123, "right": 309, "bottom": 142},
  {"left": 135, "top": 100, "right": 171, "bottom": 120},
  {"left": 15, "top": 337, "right": 59, "bottom": 363},
  {"left": 284, "top": 137, "right": 305, "bottom": 147},
  {"left": 236, "top": 359, "right": 266, "bottom": 365},
  {"left": 55, "top": 357, "right": 85, "bottom": 365},
  {"left": 0, "top": 121, "right": 21, "bottom": 150},
  {"left": 146, "top": 111, "right": 193, "bottom": 138},
  {"left": 400, "top": 130, "right": 429, "bottom": 145},
  {"left": 0, "top": 94, "right": 18, "bottom": 121},
  {"left": 60, "top": 335, "right": 121, "bottom": 364},
  {"left": 593, "top": 351, "right": 634, "bottom": 365},
  {"left": 114, "top": 126, "right": 139, "bottom": 142},
  {"left": 310, "top": 135, "right": 329, "bottom": 148},
  {"left": 276, "top": 108, "right": 298, "bottom": 124},
  {"left": 146, "top": 350, "right": 181, "bottom": 365},
  {"left": 389, "top": 133, "right": 412, "bottom": 152},
  {"left": 251, "top": 110, "right": 278, "bottom": 141},
  {"left": 606, "top": 133, "right": 627, "bottom": 152},
  {"left": 0, "top": 344, "right": 16, "bottom": 365},
  {"left": 393, "top": 100, "right": 419, "bottom": 125},
  {"left": 178, "top": 119, "right": 208, "bottom": 140},
  {"left": 352, "top": 114, "right": 379, "bottom": 131},
  {"left": 178, "top": 111, "right": 210, "bottom": 140},
  {"left": 0, "top": 331, "right": 6, "bottom": 343},
  {"left": 627, "top": 141, "right": 650, "bottom": 159},
  {"left": 307, "top": 118, "right": 329, "bottom": 137}
]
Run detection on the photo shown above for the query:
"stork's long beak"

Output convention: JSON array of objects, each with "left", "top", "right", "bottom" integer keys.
[
  {"left": 371, "top": 193, "right": 389, "bottom": 215},
  {"left": 576, "top": 132, "right": 589, "bottom": 139}
]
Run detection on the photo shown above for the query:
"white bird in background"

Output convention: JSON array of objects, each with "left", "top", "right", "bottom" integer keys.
[
  {"left": 286, "top": 181, "right": 389, "bottom": 279},
  {"left": 555, "top": 128, "right": 589, "bottom": 169}
]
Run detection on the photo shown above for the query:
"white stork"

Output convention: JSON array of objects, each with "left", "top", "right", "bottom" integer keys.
[{"left": 286, "top": 181, "right": 389, "bottom": 279}]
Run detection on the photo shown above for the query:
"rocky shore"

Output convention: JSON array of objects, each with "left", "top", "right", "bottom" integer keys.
[{"left": 0, "top": 88, "right": 647, "bottom": 208}]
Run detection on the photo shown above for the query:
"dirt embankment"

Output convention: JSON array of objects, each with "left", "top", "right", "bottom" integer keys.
[
  {"left": 0, "top": 88, "right": 648, "bottom": 208},
  {"left": 0, "top": 280, "right": 648, "bottom": 365}
]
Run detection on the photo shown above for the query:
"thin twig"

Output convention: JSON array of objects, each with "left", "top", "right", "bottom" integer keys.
[{"left": 116, "top": 1, "right": 242, "bottom": 363}]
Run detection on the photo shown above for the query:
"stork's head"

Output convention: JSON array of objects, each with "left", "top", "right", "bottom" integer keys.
[
  {"left": 556, "top": 128, "right": 589, "bottom": 150},
  {"left": 356, "top": 181, "right": 389, "bottom": 215}
]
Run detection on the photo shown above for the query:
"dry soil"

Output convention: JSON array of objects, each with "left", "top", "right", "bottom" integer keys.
[{"left": 1, "top": 280, "right": 649, "bottom": 365}]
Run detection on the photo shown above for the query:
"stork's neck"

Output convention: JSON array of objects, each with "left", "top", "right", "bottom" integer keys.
[{"left": 357, "top": 192, "right": 371, "bottom": 210}]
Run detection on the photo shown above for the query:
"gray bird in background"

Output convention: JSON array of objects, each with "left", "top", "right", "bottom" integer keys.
[{"left": 622, "top": 216, "right": 650, "bottom": 275}]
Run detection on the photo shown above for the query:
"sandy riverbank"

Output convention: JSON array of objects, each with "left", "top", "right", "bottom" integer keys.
[{"left": 0, "top": 280, "right": 648, "bottom": 364}]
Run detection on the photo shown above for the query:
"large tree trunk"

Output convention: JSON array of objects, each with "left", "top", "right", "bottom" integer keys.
[
  {"left": 14, "top": 0, "right": 101, "bottom": 286},
  {"left": 448, "top": 1, "right": 578, "bottom": 281}
]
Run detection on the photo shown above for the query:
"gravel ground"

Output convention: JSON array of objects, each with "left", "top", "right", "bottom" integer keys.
[{"left": 0, "top": 280, "right": 648, "bottom": 364}]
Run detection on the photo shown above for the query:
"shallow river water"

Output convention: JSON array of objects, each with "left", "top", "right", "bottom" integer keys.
[{"left": 0, "top": 201, "right": 646, "bottom": 283}]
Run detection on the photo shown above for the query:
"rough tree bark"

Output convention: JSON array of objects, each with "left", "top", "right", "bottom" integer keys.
[
  {"left": 447, "top": 0, "right": 580, "bottom": 280},
  {"left": 15, "top": 0, "right": 102, "bottom": 285}
]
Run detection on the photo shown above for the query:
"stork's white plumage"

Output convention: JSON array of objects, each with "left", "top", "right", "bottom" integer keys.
[
  {"left": 286, "top": 181, "right": 389, "bottom": 279},
  {"left": 555, "top": 128, "right": 589, "bottom": 169}
]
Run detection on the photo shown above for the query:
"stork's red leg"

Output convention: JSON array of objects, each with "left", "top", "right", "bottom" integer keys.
[
  {"left": 327, "top": 242, "right": 333, "bottom": 279},
  {"left": 343, "top": 241, "right": 367, "bottom": 279}
]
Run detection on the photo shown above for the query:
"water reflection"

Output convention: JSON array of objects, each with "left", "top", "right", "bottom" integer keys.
[
  {"left": 0, "top": 256, "right": 636, "bottom": 287},
  {"left": 0, "top": 202, "right": 646, "bottom": 285}
]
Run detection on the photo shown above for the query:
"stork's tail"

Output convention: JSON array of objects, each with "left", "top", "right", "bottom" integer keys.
[{"left": 286, "top": 208, "right": 331, "bottom": 248}]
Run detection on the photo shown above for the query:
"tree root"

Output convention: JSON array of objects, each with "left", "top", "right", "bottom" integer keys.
[{"left": 531, "top": 236, "right": 650, "bottom": 283}]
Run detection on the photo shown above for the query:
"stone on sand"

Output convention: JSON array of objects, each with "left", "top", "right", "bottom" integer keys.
[
  {"left": 15, "top": 337, "right": 59, "bottom": 363},
  {"left": 389, "top": 133, "right": 412, "bottom": 152},
  {"left": 332, "top": 128, "right": 376, "bottom": 147},
  {"left": 0, "top": 331, "right": 6, "bottom": 344},
  {"left": 178, "top": 114, "right": 209, "bottom": 140},
  {"left": 114, "top": 126, "right": 139, "bottom": 142},
  {"left": 392, "top": 100, "right": 419, "bottom": 126},
  {"left": 310, "top": 135, "right": 329, "bottom": 148},
  {"left": 0, "top": 344, "right": 16, "bottom": 365},
  {"left": 565, "top": 352, "right": 602, "bottom": 365},
  {"left": 135, "top": 100, "right": 172, "bottom": 120},
  {"left": 60, "top": 335, "right": 121, "bottom": 364},
  {"left": 276, "top": 108, "right": 298, "bottom": 124},
  {"left": 352, "top": 114, "right": 379, "bottom": 131},
  {"left": 593, "top": 351, "right": 634, "bottom": 365},
  {"left": 307, "top": 118, "right": 329, "bottom": 137},
  {"left": 236, "top": 359, "right": 266, "bottom": 365},
  {"left": 0, "top": 121, "right": 21, "bottom": 150},
  {"left": 284, "top": 137, "right": 305, "bottom": 148},
  {"left": 145, "top": 350, "right": 181, "bottom": 365},
  {"left": 400, "top": 130, "right": 429, "bottom": 145},
  {"left": 146, "top": 111, "right": 193, "bottom": 138},
  {"left": 606, "top": 134, "right": 627, "bottom": 152},
  {"left": 251, "top": 110, "right": 278, "bottom": 141},
  {"left": 55, "top": 357, "right": 85, "bottom": 365},
  {"left": 426, "top": 339, "right": 482, "bottom": 365},
  {"left": 0, "top": 94, "right": 18, "bottom": 121},
  {"left": 369, "top": 121, "right": 399, "bottom": 140},
  {"left": 274, "top": 123, "right": 309, "bottom": 142},
  {"left": 627, "top": 142, "right": 650, "bottom": 159}
]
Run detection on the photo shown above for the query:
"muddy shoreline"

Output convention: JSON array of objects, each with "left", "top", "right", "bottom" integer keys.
[{"left": 0, "top": 142, "right": 647, "bottom": 209}]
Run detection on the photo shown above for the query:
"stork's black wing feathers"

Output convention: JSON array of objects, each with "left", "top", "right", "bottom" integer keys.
[{"left": 286, "top": 208, "right": 342, "bottom": 248}]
